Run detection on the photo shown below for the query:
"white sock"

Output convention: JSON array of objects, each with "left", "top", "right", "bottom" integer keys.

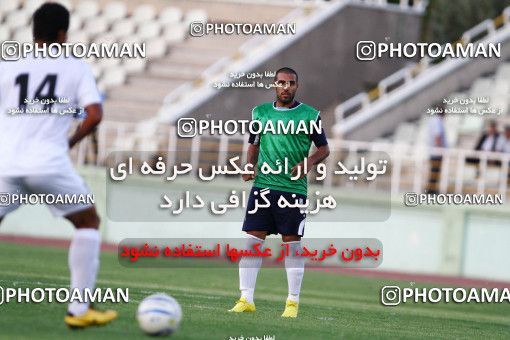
[
  {"left": 285, "top": 241, "right": 305, "bottom": 303},
  {"left": 67, "top": 228, "right": 100, "bottom": 316},
  {"left": 239, "top": 234, "right": 265, "bottom": 304}
]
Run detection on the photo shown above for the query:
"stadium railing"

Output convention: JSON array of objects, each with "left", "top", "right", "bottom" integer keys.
[
  {"left": 71, "top": 122, "right": 510, "bottom": 199},
  {"left": 332, "top": 6, "right": 510, "bottom": 138}
]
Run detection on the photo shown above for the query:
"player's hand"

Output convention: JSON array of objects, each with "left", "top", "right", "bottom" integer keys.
[
  {"left": 242, "top": 173, "right": 255, "bottom": 181},
  {"left": 291, "top": 158, "right": 313, "bottom": 179},
  {"left": 242, "top": 164, "right": 256, "bottom": 181}
]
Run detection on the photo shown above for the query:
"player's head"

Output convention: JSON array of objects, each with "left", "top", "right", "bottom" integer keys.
[
  {"left": 274, "top": 67, "right": 298, "bottom": 105},
  {"left": 433, "top": 102, "right": 445, "bottom": 117},
  {"left": 505, "top": 125, "right": 510, "bottom": 138},
  {"left": 33, "top": 2, "right": 70, "bottom": 44},
  {"left": 487, "top": 120, "right": 498, "bottom": 135}
]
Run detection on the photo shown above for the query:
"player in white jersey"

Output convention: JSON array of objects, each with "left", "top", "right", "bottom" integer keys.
[{"left": 0, "top": 3, "right": 117, "bottom": 328}]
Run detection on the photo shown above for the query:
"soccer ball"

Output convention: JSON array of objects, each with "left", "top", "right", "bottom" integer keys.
[{"left": 136, "top": 293, "right": 182, "bottom": 336}]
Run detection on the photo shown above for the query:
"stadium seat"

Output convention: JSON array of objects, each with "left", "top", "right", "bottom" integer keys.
[
  {"left": 1, "top": 0, "right": 21, "bottom": 14},
  {"left": 5, "top": 9, "right": 31, "bottom": 31},
  {"left": 57, "top": 0, "right": 74, "bottom": 12},
  {"left": 103, "top": 98, "right": 161, "bottom": 122},
  {"left": 183, "top": 9, "right": 208, "bottom": 25},
  {"left": 0, "top": 27, "right": 11, "bottom": 41},
  {"left": 75, "top": 1, "right": 99, "bottom": 20},
  {"left": 83, "top": 53, "right": 98, "bottom": 66},
  {"left": 495, "top": 63, "right": 510, "bottom": 80},
  {"left": 146, "top": 38, "right": 168, "bottom": 59},
  {"left": 94, "top": 33, "right": 121, "bottom": 67},
  {"left": 136, "top": 22, "right": 161, "bottom": 41},
  {"left": 67, "top": 31, "right": 90, "bottom": 44},
  {"left": 162, "top": 24, "right": 187, "bottom": 44},
  {"left": 83, "top": 17, "right": 109, "bottom": 37},
  {"left": 91, "top": 64, "right": 102, "bottom": 79},
  {"left": 22, "top": 0, "right": 44, "bottom": 13},
  {"left": 99, "top": 67, "right": 127, "bottom": 91},
  {"left": 111, "top": 19, "right": 137, "bottom": 39},
  {"left": 95, "top": 33, "right": 116, "bottom": 45},
  {"left": 69, "top": 16, "right": 83, "bottom": 32},
  {"left": 122, "top": 58, "right": 147, "bottom": 75},
  {"left": 147, "top": 62, "right": 201, "bottom": 81},
  {"left": 102, "top": 1, "right": 128, "bottom": 23},
  {"left": 13, "top": 27, "right": 32, "bottom": 43},
  {"left": 159, "top": 7, "right": 183, "bottom": 25},
  {"left": 132, "top": 4, "right": 156, "bottom": 23},
  {"left": 89, "top": 63, "right": 104, "bottom": 83},
  {"left": 98, "top": 54, "right": 121, "bottom": 68},
  {"left": 117, "top": 36, "right": 145, "bottom": 59}
]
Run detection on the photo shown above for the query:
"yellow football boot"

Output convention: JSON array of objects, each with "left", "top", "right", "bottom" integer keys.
[
  {"left": 65, "top": 308, "right": 118, "bottom": 328},
  {"left": 281, "top": 299, "right": 299, "bottom": 318},
  {"left": 228, "top": 297, "right": 256, "bottom": 313}
]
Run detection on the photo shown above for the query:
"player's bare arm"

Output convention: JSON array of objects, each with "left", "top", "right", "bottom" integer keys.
[
  {"left": 242, "top": 143, "right": 259, "bottom": 181},
  {"left": 69, "top": 103, "right": 103, "bottom": 149},
  {"left": 291, "top": 144, "right": 330, "bottom": 179}
]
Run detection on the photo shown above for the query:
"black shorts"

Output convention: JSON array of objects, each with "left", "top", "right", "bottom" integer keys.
[{"left": 242, "top": 186, "right": 307, "bottom": 236}]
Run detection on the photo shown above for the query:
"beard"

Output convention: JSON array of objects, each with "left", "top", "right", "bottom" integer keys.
[{"left": 278, "top": 92, "right": 294, "bottom": 104}]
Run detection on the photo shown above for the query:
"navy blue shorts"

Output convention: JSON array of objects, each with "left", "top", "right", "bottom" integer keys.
[{"left": 242, "top": 186, "right": 307, "bottom": 236}]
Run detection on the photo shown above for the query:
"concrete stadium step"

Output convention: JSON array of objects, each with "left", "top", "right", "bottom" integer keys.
[
  {"left": 127, "top": 76, "right": 185, "bottom": 89},
  {"left": 184, "top": 35, "right": 248, "bottom": 50},
  {"left": 166, "top": 47, "right": 229, "bottom": 65},
  {"left": 90, "top": 3, "right": 261, "bottom": 124},
  {"left": 147, "top": 63, "right": 206, "bottom": 80},
  {"left": 102, "top": 116, "right": 139, "bottom": 123},
  {"left": 103, "top": 100, "right": 161, "bottom": 122},
  {"left": 64, "top": 0, "right": 296, "bottom": 127},
  {"left": 108, "top": 82, "right": 182, "bottom": 103}
]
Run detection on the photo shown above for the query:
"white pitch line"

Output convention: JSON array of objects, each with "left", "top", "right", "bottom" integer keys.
[{"left": 3, "top": 270, "right": 510, "bottom": 326}]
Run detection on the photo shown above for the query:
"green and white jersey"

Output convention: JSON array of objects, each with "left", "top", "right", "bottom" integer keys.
[{"left": 250, "top": 101, "right": 325, "bottom": 196}]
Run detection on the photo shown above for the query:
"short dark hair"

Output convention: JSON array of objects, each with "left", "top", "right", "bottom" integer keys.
[
  {"left": 274, "top": 67, "right": 298, "bottom": 82},
  {"left": 33, "top": 3, "right": 70, "bottom": 42}
]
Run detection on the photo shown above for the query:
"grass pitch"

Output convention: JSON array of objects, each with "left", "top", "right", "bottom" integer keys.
[{"left": 0, "top": 241, "right": 509, "bottom": 339}]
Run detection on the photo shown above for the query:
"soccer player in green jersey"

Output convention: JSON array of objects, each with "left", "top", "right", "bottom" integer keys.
[{"left": 229, "top": 67, "right": 330, "bottom": 317}]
